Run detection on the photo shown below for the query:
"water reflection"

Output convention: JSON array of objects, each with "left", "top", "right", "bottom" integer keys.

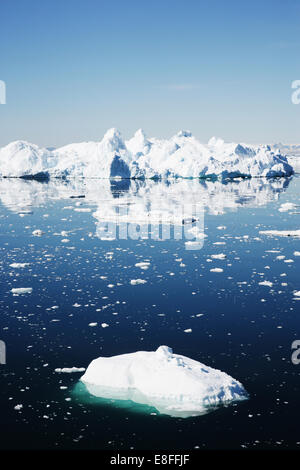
[{"left": 0, "top": 176, "right": 292, "bottom": 217}]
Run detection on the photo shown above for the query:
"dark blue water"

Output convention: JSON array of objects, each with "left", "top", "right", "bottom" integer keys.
[{"left": 0, "top": 176, "right": 300, "bottom": 449}]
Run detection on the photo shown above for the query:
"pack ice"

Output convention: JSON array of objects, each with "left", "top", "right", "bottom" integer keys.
[
  {"left": 80, "top": 346, "right": 248, "bottom": 417},
  {"left": 0, "top": 129, "right": 294, "bottom": 179}
]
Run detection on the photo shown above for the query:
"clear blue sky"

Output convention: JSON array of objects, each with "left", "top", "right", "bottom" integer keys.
[{"left": 0, "top": 0, "right": 300, "bottom": 147}]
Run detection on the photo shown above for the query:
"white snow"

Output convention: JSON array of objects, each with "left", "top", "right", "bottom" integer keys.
[
  {"left": 0, "top": 129, "right": 294, "bottom": 179},
  {"left": 80, "top": 346, "right": 248, "bottom": 418}
]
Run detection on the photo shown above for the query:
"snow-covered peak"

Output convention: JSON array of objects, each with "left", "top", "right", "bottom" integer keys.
[
  {"left": 125, "top": 128, "right": 151, "bottom": 158},
  {"left": 177, "top": 130, "right": 192, "bottom": 138},
  {"left": 101, "top": 127, "right": 126, "bottom": 151}
]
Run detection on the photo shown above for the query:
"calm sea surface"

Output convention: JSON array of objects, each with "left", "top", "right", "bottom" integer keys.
[{"left": 0, "top": 176, "right": 300, "bottom": 450}]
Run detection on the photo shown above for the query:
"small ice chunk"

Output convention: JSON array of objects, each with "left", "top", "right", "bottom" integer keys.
[
  {"left": 211, "top": 254, "right": 226, "bottom": 260},
  {"left": 259, "top": 281, "right": 273, "bottom": 287},
  {"left": 14, "top": 404, "right": 23, "bottom": 411},
  {"left": 32, "top": 229, "right": 44, "bottom": 236},
  {"left": 9, "top": 263, "right": 30, "bottom": 268},
  {"left": 55, "top": 367, "right": 86, "bottom": 373},
  {"left": 130, "top": 279, "right": 147, "bottom": 285},
  {"left": 11, "top": 287, "right": 32, "bottom": 294}
]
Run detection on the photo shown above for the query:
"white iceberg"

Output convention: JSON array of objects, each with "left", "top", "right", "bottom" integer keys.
[
  {"left": 0, "top": 141, "right": 55, "bottom": 178},
  {"left": 0, "top": 129, "right": 294, "bottom": 179},
  {"left": 79, "top": 346, "right": 248, "bottom": 418},
  {"left": 273, "top": 143, "right": 300, "bottom": 173}
]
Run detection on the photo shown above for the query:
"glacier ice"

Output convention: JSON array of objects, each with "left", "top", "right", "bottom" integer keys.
[
  {"left": 0, "top": 128, "right": 294, "bottom": 179},
  {"left": 79, "top": 346, "right": 248, "bottom": 418}
]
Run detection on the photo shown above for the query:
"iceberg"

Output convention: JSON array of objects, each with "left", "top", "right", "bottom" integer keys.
[
  {"left": 0, "top": 129, "right": 294, "bottom": 179},
  {"left": 273, "top": 143, "right": 300, "bottom": 173},
  {"left": 79, "top": 346, "right": 248, "bottom": 418},
  {"left": 0, "top": 140, "right": 55, "bottom": 178}
]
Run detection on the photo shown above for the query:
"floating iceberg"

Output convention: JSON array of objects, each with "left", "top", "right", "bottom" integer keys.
[
  {"left": 0, "top": 141, "right": 55, "bottom": 179},
  {"left": 273, "top": 143, "right": 300, "bottom": 173},
  {"left": 0, "top": 129, "right": 294, "bottom": 179},
  {"left": 79, "top": 346, "right": 248, "bottom": 418}
]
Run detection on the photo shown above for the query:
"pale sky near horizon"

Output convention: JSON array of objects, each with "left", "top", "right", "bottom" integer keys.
[{"left": 0, "top": 0, "right": 300, "bottom": 148}]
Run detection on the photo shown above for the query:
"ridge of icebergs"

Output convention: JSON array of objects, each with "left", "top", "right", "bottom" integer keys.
[
  {"left": 79, "top": 345, "right": 248, "bottom": 417},
  {"left": 0, "top": 128, "right": 294, "bottom": 179}
]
